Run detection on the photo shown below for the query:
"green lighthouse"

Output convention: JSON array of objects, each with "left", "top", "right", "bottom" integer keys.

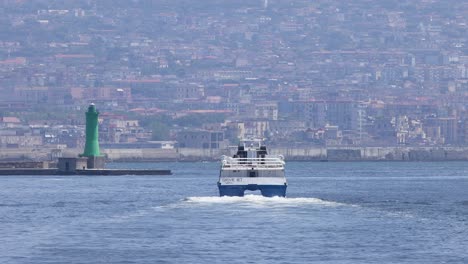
[{"left": 82, "top": 103, "right": 101, "bottom": 157}]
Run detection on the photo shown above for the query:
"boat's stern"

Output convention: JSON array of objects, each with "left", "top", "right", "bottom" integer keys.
[
  {"left": 218, "top": 182, "right": 287, "bottom": 197},
  {"left": 218, "top": 142, "right": 287, "bottom": 197},
  {"left": 218, "top": 168, "right": 287, "bottom": 197}
]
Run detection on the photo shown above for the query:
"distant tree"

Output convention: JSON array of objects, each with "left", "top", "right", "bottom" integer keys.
[
  {"left": 174, "top": 113, "right": 226, "bottom": 128},
  {"left": 151, "top": 121, "right": 170, "bottom": 141},
  {"left": 176, "top": 68, "right": 186, "bottom": 78},
  {"left": 89, "top": 37, "right": 107, "bottom": 58},
  {"left": 64, "top": 94, "right": 73, "bottom": 104},
  {"left": 324, "top": 31, "right": 353, "bottom": 50},
  {"left": 139, "top": 115, "right": 172, "bottom": 127}
]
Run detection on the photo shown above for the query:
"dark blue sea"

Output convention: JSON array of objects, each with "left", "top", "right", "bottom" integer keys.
[{"left": 1, "top": 162, "right": 468, "bottom": 263}]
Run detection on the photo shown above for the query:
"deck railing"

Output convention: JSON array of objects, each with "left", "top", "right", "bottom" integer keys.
[{"left": 221, "top": 156, "right": 285, "bottom": 170}]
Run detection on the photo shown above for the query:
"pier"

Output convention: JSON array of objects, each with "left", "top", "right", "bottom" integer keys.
[
  {"left": 0, "top": 104, "right": 171, "bottom": 176},
  {"left": 0, "top": 168, "right": 171, "bottom": 176}
]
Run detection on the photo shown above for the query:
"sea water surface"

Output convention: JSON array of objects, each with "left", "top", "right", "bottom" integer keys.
[{"left": 1, "top": 162, "right": 467, "bottom": 263}]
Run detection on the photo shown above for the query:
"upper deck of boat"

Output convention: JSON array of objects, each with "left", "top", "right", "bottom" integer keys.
[{"left": 221, "top": 139, "right": 285, "bottom": 170}]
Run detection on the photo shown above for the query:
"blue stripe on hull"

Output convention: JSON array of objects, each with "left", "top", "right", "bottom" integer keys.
[{"left": 218, "top": 184, "right": 287, "bottom": 197}]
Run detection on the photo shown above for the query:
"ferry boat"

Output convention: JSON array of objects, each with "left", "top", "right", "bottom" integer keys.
[{"left": 218, "top": 140, "right": 287, "bottom": 197}]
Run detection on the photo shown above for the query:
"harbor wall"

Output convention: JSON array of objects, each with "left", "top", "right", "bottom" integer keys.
[
  {"left": 107, "top": 146, "right": 468, "bottom": 161},
  {"left": 2, "top": 146, "right": 468, "bottom": 162},
  {"left": 0, "top": 168, "right": 171, "bottom": 176},
  {"left": 109, "top": 146, "right": 468, "bottom": 161}
]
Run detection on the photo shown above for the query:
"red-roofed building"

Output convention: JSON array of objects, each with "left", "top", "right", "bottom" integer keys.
[{"left": 1, "top": 116, "right": 21, "bottom": 124}]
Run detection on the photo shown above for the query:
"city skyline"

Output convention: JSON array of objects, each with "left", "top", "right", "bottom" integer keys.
[{"left": 0, "top": 0, "right": 467, "bottom": 158}]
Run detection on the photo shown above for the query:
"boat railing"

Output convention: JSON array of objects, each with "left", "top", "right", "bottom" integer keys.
[{"left": 221, "top": 156, "right": 285, "bottom": 169}]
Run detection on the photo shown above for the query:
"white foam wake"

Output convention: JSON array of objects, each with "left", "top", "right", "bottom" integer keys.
[{"left": 183, "top": 195, "right": 347, "bottom": 207}]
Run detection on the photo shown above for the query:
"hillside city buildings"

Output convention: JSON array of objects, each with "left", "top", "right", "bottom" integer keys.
[{"left": 0, "top": 0, "right": 467, "bottom": 158}]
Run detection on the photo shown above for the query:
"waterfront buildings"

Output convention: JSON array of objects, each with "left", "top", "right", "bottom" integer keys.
[{"left": 0, "top": 0, "right": 467, "bottom": 157}]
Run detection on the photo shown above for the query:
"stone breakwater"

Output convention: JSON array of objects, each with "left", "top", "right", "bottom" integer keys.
[
  {"left": 2, "top": 146, "right": 468, "bottom": 162},
  {"left": 106, "top": 147, "right": 468, "bottom": 161},
  {"left": 0, "top": 168, "right": 171, "bottom": 176}
]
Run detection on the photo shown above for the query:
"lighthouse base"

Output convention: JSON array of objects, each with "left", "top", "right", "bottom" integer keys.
[
  {"left": 87, "top": 156, "right": 106, "bottom": 169},
  {"left": 58, "top": 156, "right": 106, "bottom": 172}
]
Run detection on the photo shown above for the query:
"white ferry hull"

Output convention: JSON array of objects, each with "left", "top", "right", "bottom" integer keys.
[
  {"left": 218, "top": 173, "right": 287, "bottom": 197},
  {"left": 218, "top": 182, "right": 287, "bottom": 197}
]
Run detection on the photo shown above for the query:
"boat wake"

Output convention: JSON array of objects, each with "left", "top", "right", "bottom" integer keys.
[
  {"left": 183, "top": 195, "right": 349, "bottom": 207},
  {"left": 100, "top": 195, "right": 357, "bottom": 223}
]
